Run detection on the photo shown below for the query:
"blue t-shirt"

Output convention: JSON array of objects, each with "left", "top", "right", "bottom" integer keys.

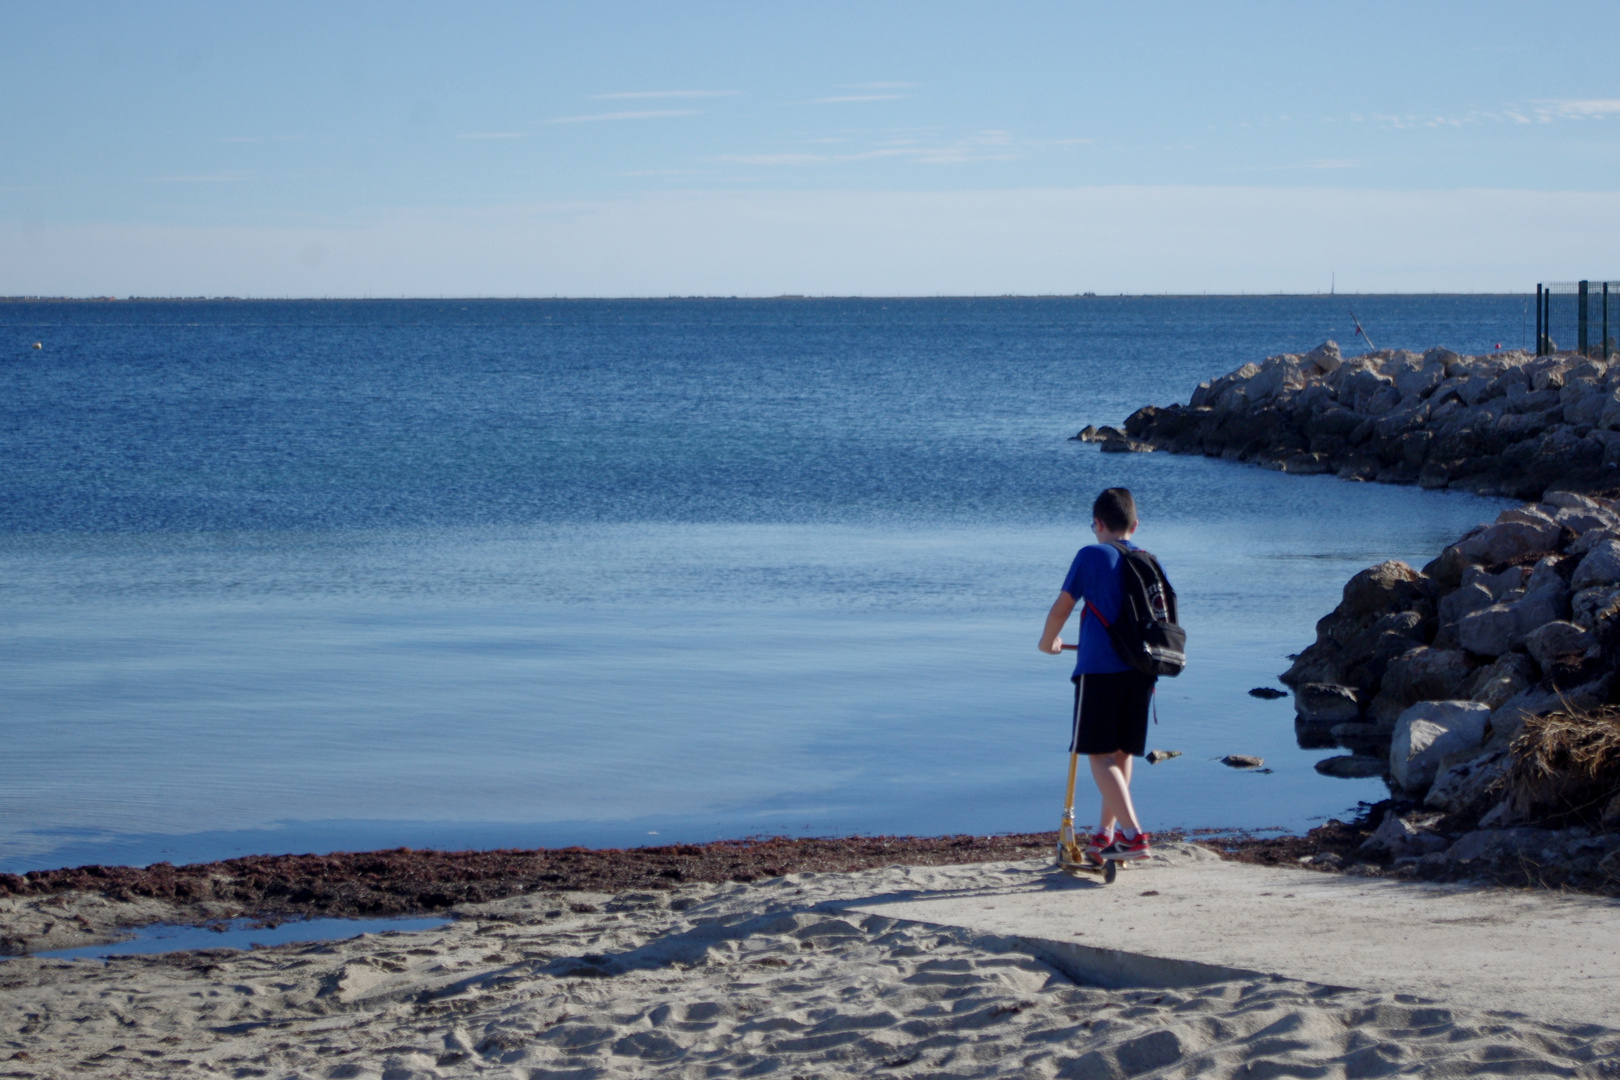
[{"left": 1061, "top": 540, "right": 1136, "bottom": 676}]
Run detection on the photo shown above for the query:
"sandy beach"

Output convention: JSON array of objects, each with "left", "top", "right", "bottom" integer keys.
[{"left": 4, "top": 847, "right": 1618, "bottom": 1079}]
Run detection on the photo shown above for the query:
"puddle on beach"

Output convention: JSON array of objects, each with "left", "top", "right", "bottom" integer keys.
[{"left": 17, "top": 916, "right": 451, "bottom": 962}]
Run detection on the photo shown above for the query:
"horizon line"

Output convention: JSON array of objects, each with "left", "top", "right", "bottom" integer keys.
[{"left": 0, "top": 290, "right": 1539, "bottom": 302}]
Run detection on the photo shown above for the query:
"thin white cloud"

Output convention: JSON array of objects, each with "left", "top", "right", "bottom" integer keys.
[
  {"left": 548, "top": 109, "right": 700, "bottom": 124},
  {"left": 593, "top": 90, "right": 738, "bottom": 100},
  {"left": 456, "top": 132, "right": 529, "bottom": 139},
  {"left": 811, "top": 94, "right": 906, "bottom": 104},
  {"left": 151, "top": 171, "right": 251, "bottom": 183},
  {"left": 840, "top": 82, "right": 920, "bottom": 90},
  {"left": 1299, "top": 158, "right": 1360, "bottom": 169},
  {"left": 1536, "top": 99, "right": 1620, "bottom": 120}
]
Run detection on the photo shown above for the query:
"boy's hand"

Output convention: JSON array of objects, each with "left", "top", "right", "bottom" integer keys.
[{"left": 1040, "top": 636, "right": 1063, "bottom": 655}]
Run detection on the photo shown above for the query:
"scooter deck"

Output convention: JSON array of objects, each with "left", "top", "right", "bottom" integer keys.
[
  {"left": 1061, "top": 858, "right": 1118, "bottom": 883},
  {"left": 1056, "top": 845, "right": 1123, "bottom": 883}
]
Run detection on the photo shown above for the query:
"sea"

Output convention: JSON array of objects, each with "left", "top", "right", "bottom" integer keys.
[{"left": 0, "top": 296, "right": 1530, "bottom": 874}]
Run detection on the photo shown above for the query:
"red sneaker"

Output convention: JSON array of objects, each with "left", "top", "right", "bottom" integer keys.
[
  {"left": 1083, "top": 831, "right": 1113, "bottom": 865},
  {"left": 1100, "top": 831, "right": 1152, "bottom": 860}
]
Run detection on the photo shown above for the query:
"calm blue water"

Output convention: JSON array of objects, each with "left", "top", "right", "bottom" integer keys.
[
  {"left": 35, "top": 916, "right": 450, "bottom": 960},
  {"left": 0, "top": 297, "right": 1523, "bottom": 873}
]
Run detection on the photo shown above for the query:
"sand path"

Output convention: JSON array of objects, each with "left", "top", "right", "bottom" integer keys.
[{"left": 1, "top": 850, "right": 1616, "bottom": 1078}]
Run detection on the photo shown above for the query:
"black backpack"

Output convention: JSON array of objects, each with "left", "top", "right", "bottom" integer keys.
[{"left": 1085, "top": 542, "right": 1186, "bottom": 678}]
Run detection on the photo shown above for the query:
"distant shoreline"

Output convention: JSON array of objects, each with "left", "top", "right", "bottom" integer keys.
[{"left": 0, "top": 292, "right": 1532, "bottom": 303}]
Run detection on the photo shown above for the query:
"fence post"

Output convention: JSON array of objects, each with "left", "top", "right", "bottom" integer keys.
[
  {"left": 1606, "top": 282, "right": 1612, "bottom": 361},
  {"left": 1536, "top": 284, "right": 1544, "bottom": 355},
  {"left": 1546, "top": 286, "right": 1553, "bottom": 354},
  {"left": 1580, "top": 281, "right": 1590, "bottom": 357}
]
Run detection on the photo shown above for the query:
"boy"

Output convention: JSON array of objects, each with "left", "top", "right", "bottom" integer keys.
[{"left": 1037, "top": 487, "right": 1155, "bottom": 862}]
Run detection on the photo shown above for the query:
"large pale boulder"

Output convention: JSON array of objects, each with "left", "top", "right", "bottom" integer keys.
[
  {"left": 1303, "top": 341, "right": 1342, "bottom": 373},
  {"left": 1246, "top": 355, "right": 1307, "bottom": 401},
  {"left": 1390, "top": 700, "right": 1490, "bottom": 792}
]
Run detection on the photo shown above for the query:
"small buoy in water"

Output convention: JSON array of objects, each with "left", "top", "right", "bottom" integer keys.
[{"left": 32, "top": 342, "right": 42, "bottom": 349}]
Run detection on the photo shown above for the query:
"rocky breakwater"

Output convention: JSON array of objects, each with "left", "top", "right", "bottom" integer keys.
[
  {"left": 1120, "top": 342, "right": 1620, "bottom": 499},
  {"left": 1279, "top": 490, "right": 1620, "bottom": 888}
]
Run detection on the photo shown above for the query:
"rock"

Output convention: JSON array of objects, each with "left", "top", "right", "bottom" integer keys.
[
  {"left": 1457, "top": 602, "right": 1529, "bottom": 657},
  {"left": 1361, "top": 812, "right": 1450, "bottom": 858},
  {"left": 1454, "top": 521, "right": 1559, "bottom": 565},
  {"left": 1221, "top": 755, "right": 1264, "bottom": 769},
  {"left": 1523, "top": 620, "right": 1594, "bottom": 671},
  {"left": 1247, "top": 686, "right": 1287, "bottom": 699},
  {"left": 1145, "top": 749, "right": 1181, "bottom": 764},
  {"left": 1342, "top": 561, "right": 1427, "bottom": 619},
  {"left": 1315, "top": 755, "right": 1387, "bottom": 779},
  {"left": 1424, "top": 746, "right": 1510, "bottom": 816},
  {"left": 1303, "top": 341, "right": 1342, "bottom": 373},
  {"left": 1496, "top": 504, "right": 1560, "bottom": 531},
  {"left": 1389, "top": 700, "right": 1490, "bottom": 792},
  {"left": 1446, "top": 827, "right": 1559, "bottom": 863},
  {"left": 1099, "top": 438, "right": 1154, "bottom": 453},
  {"left": 1569, "top": 526, "right": 1620, "bottom": 555},
  {"left": 1464, "top": 563, "right": 1530, "bottom": 600},
  {"left": 1571, "top": 585, "right": 1620, "bottom": 631},
  {"left": 1461, "top": 653, "right": 1536, "bottom": 709},
  {"left": 1293, "top": 683, "right": 1361, "bottom": 723},
  {"left": 1486, "top": 685, "right": 1565, "bottom": 746},
  {"left": 1437, "top": 581, "right": 1493, "bottom": 627},
  {"left": 1478, "top": 799, "right": 1527, "bottom": 829},
  {"left": 1369, "top": 647, "right": 1472, "bottom": 725},
  {"left": 1070, "top": 425, "right": 1098, "bottom": 442},
  {"left": 1602, "top": 792, "right": 1620, "bottom": 831},
  {"left": 1330, "top": 720, "right": 1392, "bottom": 752},
  {"left": 1457, "top": 566, "right": 1567, "bottom": 657},
  {"left": 1544, "top": 489, "right": 1607, "bottom": 512},
  {"left": 1572, "top": 539, "right": 1620, "bottom": 590},
  {"left": 1487, "top": 675, "right": 1608, "bottom": 746}
]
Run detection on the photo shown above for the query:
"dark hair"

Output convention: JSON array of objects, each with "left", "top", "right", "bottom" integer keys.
[{"left": 1092, "top": 487, "right": 1137, "bottom": 533}]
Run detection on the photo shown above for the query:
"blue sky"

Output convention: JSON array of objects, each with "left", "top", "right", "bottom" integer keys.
[{"left": 4, "top": 2, "right": 1619, "bottom": 296}]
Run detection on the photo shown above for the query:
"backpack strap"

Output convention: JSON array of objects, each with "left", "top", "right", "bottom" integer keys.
[{"left": 1084, "top": 599, "right": 1110, "bottom": 628}]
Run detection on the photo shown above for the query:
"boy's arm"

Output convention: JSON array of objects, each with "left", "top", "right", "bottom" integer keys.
[{"left": 1038, "top": 591, "right": 1077, "bottom": 654}]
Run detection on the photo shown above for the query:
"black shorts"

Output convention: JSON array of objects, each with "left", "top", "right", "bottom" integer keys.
[{"left": 1070, "top": 671, "right": 1156, "bottom": 756}]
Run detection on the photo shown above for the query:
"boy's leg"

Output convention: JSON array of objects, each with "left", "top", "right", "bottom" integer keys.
[{"left": 1089, "top": 750, "right": 1141, "bottom": 836}]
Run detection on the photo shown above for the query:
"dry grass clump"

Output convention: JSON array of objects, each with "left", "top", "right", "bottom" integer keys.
[{"left": 1509, "top": 705, "right": 1620, "bottom": 825}]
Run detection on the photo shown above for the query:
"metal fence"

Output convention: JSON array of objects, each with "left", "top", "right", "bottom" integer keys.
[{"left": 1536, "top": 281, "right": 1619, "bottom": 358}]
